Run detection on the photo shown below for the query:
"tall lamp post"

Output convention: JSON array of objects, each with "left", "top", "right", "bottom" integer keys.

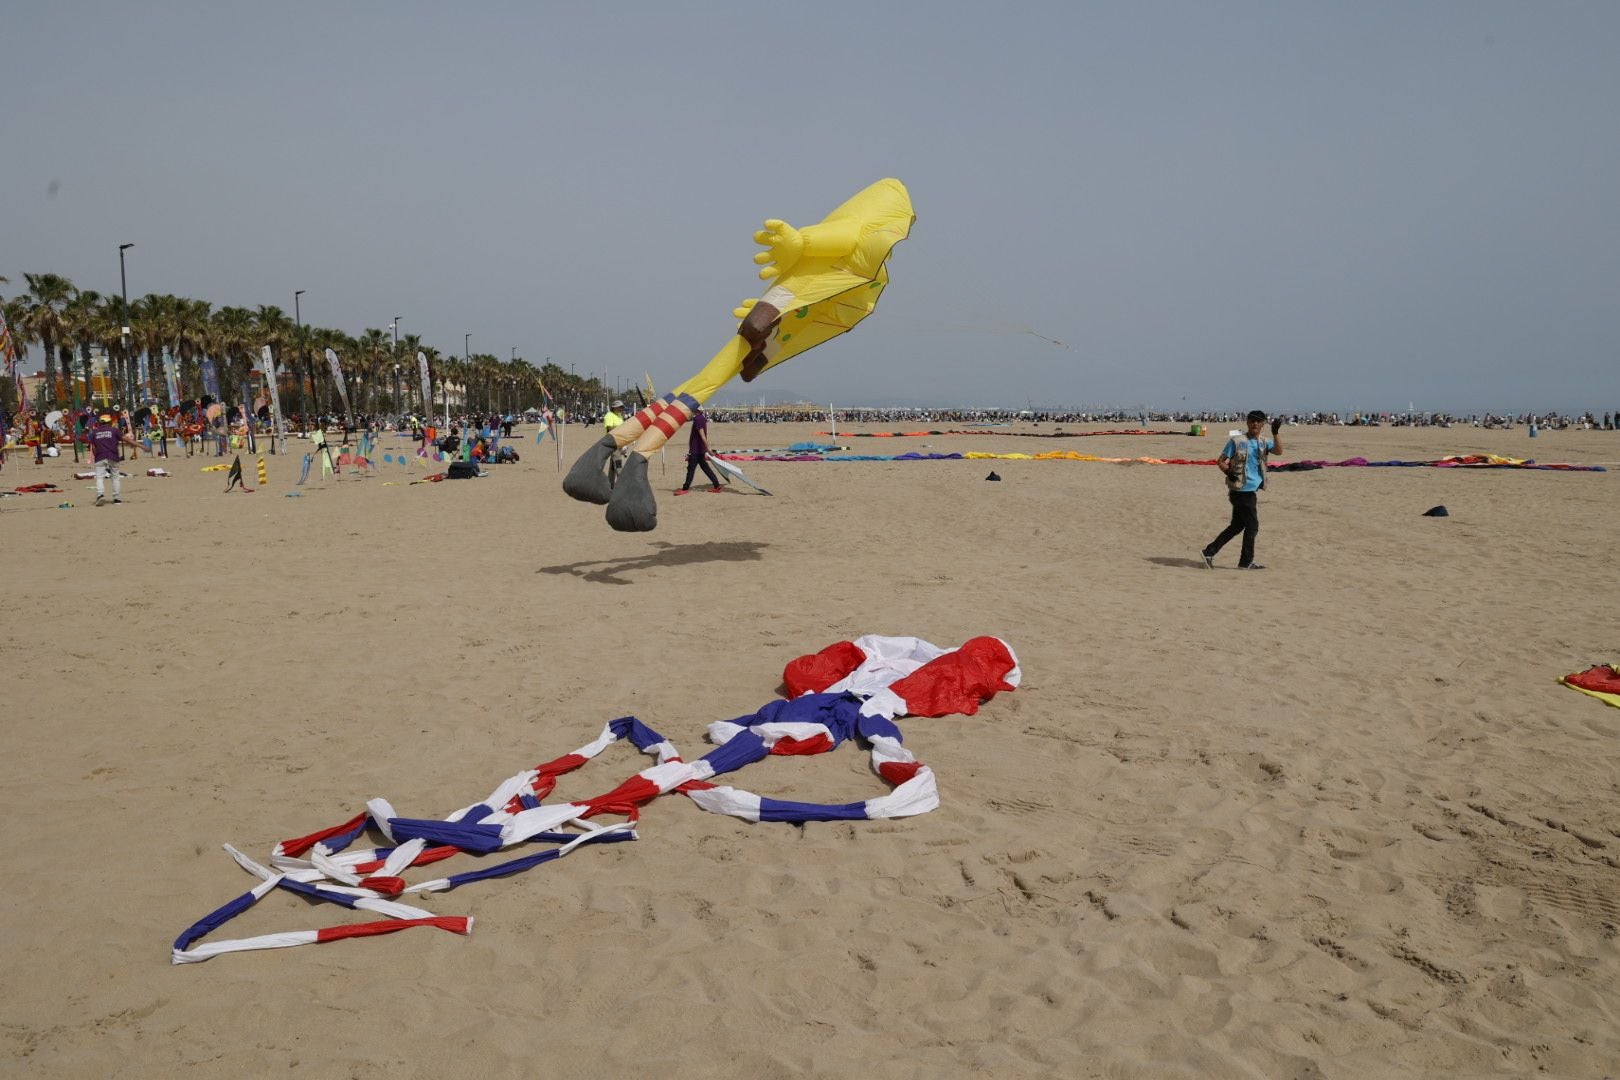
[
  {"left": 294, "top": 290, "right": 306, "bottom": 432},
  {"left": 118, "top": 244, "right": 133, "bottom": 408}
]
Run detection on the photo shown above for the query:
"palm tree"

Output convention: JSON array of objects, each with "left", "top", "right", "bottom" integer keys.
[
  {"left": 175, "top": 298, "right": 213, "bottom": 400},
  {"left": 17, "top": 273, "right": 77, "bottom": 406},
  {"left": 98, "top": 292, "right": 133, "bottom": 405},
  {"left": 131, "top": 294, "right": 176, "bottom": 407},
  {"left": 62, "top": 289, "right": 107, "bottom": 406},
  {"left": 309, "top": 327, "right": 355, "bottom": 418},
  {"left": 251, "top": 305, "right": 293, "bottom": 426},
  {"left": 210, "top": 306, "right": 256, "bottom": 405},
  {"left": 353, "top": 328, "right": 391, "bottom": 414},
  {"left": 395, "top": 334, "right": 424, "bottom": 413}
]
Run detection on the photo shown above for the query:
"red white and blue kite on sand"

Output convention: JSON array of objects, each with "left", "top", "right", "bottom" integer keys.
[{"left": 174, "top": 634, "right": 1020, "bottom": 962}]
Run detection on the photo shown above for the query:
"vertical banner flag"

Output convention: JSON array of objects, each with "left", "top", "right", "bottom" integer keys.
[
  {"left": 325, "top": 348, "right": 352, "bottom": 416},
  {"left": 0, "top": 308, "right": 18, "bottom": 411},
  {"left": 0, "top": 307, "right": 22, "bottom": 420},
  {"left": 162, "top": 347, "right": 181, "bottom": 408},
  {"left": 260, "top": 345, "right": 286, "bottom": 452},
  {"left": 417, "top": 351, "right": 431, "bottom": 416},
  {"left": 138, "top": 352, "right": 152, "bottom": 404},
  {"left": 90, "top": 351, "right": 111, "bottom": 404},
  {"left": 0, "top": 306, "right": 14, "bottom": 374},
  {"left": 200, "top": 357, "right": 221, "bottom": 402}
]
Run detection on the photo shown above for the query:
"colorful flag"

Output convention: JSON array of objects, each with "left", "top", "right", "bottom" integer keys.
[{"left": 417, "top": 351, "right": 431, "bottom": 415}]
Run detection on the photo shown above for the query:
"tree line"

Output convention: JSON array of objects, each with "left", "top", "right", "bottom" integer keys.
[{"left": 0, "top": 272, "right": 613, "bottom": 419}]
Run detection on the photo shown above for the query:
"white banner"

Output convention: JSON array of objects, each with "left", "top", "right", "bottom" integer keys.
[
  {"left": 417, "top": 351, "right": 432, "bottom": 417},
  {"left": 324, "top": 348, "right": 352, "bottom": 417},
  {"left": 260, "top": 345, "right": 287, "bottom": 452}
]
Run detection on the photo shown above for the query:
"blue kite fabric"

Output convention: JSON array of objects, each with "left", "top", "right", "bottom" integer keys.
[{"left": 174, "top": 634, "right": 1020, "bottom": 963}]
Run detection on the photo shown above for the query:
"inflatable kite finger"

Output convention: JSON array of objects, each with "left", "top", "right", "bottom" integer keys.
[
  {"left": 174, "top": 634, "right": 1016, "bottom": 962},
  {"left": 564, "top": 178, "right": 913, "bottom": 531}
]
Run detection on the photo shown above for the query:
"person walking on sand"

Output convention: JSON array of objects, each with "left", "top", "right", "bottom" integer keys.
[
  {"left": 88, "top": 410, "right": 138, "bottom": 506},
  {"left": 1202, "top": 409, "right": 1283, "bottom": 570},
  {"left": 675, "top": 404, "right": 724, "bottom": 495}
]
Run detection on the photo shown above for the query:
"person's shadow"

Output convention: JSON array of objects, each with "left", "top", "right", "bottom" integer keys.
[
  {"left": 539, "top": 540, "right": 769, "bottom": 585},
  {"left": 1145, "top": 555, "right": 1208, "bottom": 569}
]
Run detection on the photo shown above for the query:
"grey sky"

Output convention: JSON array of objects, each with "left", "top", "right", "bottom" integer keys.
[{"left": 4, "top": 2, "right": 1617, "bottom": 413}]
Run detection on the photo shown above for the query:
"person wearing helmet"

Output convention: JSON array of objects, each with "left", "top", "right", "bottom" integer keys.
[{"left": 88, "top": 411, "right": 138, "bottom": 506}]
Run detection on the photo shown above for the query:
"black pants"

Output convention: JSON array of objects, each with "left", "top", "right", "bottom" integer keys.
[
  {"left": 682, "top": 456, "right": 721, "bottom": 490},
  {"left": 1205, "top": 490, "right": 1259, "bottom": 566}
]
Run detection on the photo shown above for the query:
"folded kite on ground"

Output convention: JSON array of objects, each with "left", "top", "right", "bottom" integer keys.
[{"left": 1559, "top": 665, "right": 1620, "bottom": 709}]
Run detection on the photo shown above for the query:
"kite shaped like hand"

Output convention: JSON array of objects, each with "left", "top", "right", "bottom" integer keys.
[
  {"left": 565, "top": 178, "right": 912, "bottom": 532},
  {"left": 752, "top": 220, "right": 804, "bottom": 280}
]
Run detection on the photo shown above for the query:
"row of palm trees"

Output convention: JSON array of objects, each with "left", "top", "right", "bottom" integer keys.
[{"left": 0, "top": 272, "right": 613, "bottom": 420}]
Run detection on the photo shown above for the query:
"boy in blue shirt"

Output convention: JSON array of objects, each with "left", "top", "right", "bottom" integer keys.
[{"left": 1202, "top": 410, "right": 1284, "bottom": 570}]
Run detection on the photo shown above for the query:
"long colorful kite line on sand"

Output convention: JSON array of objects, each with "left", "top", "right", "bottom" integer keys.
[
  {"left": 713, "top": 450, "right": 1606, "bottom": 472},
  {"left": 813, "top": 429, "right": 1194, "bottom": 438},
  {"left": 1560, "top": 665, "right": 1620, "bottom": 709},
  {"left": 174, "top": 635, "right": 1019, "bottom": 963}
]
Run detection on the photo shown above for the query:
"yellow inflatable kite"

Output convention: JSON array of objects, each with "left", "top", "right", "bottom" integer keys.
[{"left": 564, "top": 178, "right": 913, "bottom": 531}]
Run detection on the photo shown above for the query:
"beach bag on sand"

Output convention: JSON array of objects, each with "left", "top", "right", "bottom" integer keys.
[{"left": 446, "top": 460, "right": 481, "bottom": 479}]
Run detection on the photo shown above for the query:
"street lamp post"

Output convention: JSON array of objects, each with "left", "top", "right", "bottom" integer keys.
[
  {"left": 118, "top": 243, "right": 133, "bottom": 407},
  {"left": 294, "top": 290, "right": 306, "bottom": 432}
]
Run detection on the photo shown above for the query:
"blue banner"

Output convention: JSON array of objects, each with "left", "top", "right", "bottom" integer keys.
[
  {"left": 201, "top": 357, "right": 221, "bottom": 401},
  {"left": 162, "top": 348, "right": 181, "bottom": 408}
]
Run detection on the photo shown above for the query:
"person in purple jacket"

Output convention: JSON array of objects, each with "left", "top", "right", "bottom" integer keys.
[
  {"left": 88, "top": 411, "right": 137, "bottom": 506},
  {"left": 675, "top": 404, "right": 724, "bottom": 495}
]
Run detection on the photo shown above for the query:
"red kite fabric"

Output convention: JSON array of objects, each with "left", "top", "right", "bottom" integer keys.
[{"left": 1560, "top": 665, "right": 1620, "bottom": 708}]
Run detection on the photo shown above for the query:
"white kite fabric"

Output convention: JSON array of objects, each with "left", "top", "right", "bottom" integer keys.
[{"left": 174, "top": 635, "right": 1019, "bottom": 963}]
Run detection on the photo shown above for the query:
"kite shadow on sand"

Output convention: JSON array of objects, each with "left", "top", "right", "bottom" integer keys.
[{"left": 538, "top": 540, "right": 769, "bottom": 585}]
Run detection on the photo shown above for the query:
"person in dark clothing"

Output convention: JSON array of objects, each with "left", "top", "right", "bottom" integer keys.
[
  {"left": 1202, "top": 410, "right": 1284, "bottom": 570},
  {"left": 675, "top": 405, "right": 723, "bottom": 494}
]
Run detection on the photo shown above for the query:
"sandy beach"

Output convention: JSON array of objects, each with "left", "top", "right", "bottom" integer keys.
[{"left": 2, "top": 421, "right": 1617, "bottom": 1079}]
